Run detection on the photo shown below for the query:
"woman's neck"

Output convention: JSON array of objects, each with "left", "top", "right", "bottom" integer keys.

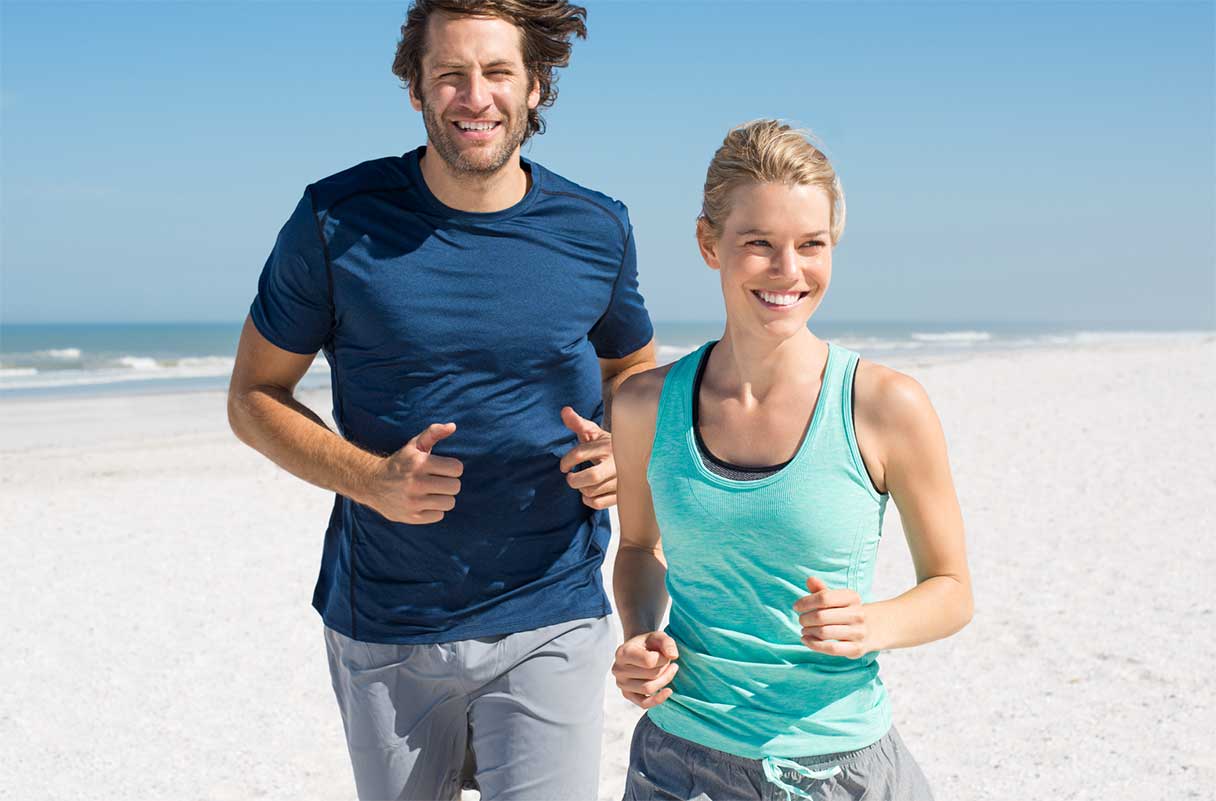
[{"left": 710, "top": 324, "right": 826, "bottom": 404}]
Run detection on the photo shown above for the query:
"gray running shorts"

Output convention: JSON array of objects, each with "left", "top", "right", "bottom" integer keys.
[
  {"left": 325, "top": 616, "right": 614, "bottom": 801},
  {"left": 623, "top": 713, "right": 935, "bottom": 801}
]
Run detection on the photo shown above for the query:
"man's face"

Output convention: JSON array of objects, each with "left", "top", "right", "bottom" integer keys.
[{"left": 410, "top": 13, "right": 541, "bottom": 175}]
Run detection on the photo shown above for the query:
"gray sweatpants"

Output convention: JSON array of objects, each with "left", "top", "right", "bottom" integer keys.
[
  {"left": 624, "top": 714, "right": 935, "bottom": 801},
  {"left": 325, "top": 616, "right": 614, "bottom": 801}
]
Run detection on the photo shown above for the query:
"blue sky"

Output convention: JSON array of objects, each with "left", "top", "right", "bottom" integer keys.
[{"left": 2, "top": 1, "right": 1213, "bottom": 325}]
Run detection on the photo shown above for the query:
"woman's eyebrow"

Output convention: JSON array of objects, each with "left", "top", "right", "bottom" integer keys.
[{"left": 736, "top": 228, "right": 829, "bottom": 237}]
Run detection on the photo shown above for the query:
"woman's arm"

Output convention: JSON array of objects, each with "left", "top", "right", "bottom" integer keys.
[
  {"left": 860, "top": 364, "right": 973, "bottom": 651},
  {"left": 797, "top": 363, "right": 973, "bottom": 657},
  {"left": 610, "top": 366, "right": 681, "bottom": 707}
]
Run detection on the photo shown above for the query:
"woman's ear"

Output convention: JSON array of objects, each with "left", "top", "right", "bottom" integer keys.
[{"left": 696, "top": 218, "right": 721, "bottom": 272}]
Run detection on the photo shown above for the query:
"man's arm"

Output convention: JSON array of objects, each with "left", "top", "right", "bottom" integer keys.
[
  {"left": 599, "top": 337, "right": 658, "bottom": 430},
  {"left": 227, "top": 316, "right": 462, "bottom": 524},
  {"left": 228, "top": 316, "right": 378, "bottom": 499}
]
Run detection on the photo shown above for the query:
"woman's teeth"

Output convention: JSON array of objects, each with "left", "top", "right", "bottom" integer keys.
[{"left": 755, "top": 290, "right": 804, "bottom": 307}]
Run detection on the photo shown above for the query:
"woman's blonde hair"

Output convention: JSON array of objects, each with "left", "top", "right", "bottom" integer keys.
[{"left": 699, "top": 119, "right": 846, "bottom": 244}]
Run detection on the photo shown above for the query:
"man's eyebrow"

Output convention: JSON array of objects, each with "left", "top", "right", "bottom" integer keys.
[{"left": 431, "top": 59, "right": 517, "bottom": 71}]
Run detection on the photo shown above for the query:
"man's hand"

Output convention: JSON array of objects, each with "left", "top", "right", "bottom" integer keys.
[
  {"left": 363, "top": 423, "right": 463, "bottom": 524},
  {"left": 612, "top": 631, "right": 680, "bottom": 709},
  {"left": 794, "top": 575, "right": 873, "bottom": 659},
  {"left": 559, "top": 406, "right": 617, "bottom": 509}
]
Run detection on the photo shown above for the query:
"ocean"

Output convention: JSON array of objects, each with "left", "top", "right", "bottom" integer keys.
[{"left": 0, "top": 320, "right": 1206, "bottom": 399}]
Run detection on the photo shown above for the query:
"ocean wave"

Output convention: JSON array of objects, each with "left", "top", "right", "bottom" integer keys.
[
  {"left": 41, "top": 348, "right": 82, "bottom": 359},
  {"left": 910, "top": 331, "right": 992, "bottom": 343},
  {"left": 176, "top": 356, "right": 237, "bottom": 370},
  {"left": 834, "top": 337, "right": 927, "bottom": 351},
  {"left": 656, "top": 344, "right": 698, "bottom": 364},
  {"left": 0, "top": 353, "right": 329, "bottom": 391},
  {"left": 117, "top": 356, "right": 160, "bottom": 370},
  {"left": 1, "top": 348, "right": 85, "bottom": 367}
]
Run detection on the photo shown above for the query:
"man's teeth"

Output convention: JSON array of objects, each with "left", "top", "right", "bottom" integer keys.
[
  {"left": 756, "top": 290, "right": 801, "bottom": 306},
  {"left": 456, "top": 122, "right": 498, "bottom": 131}
]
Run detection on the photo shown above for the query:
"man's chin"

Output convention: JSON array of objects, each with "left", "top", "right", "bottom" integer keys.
[{"left": 449, "top": 147, "right": 515, "bottom": 175}]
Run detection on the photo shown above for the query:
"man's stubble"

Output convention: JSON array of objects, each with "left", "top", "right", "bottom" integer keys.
[{"left": 420, "top": 93, "right": 531, "bottom": 176}]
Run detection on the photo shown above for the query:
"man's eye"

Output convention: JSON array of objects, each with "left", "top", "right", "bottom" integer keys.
[{"left": 440, "top": 72, "right": 460, "bottom": 79}]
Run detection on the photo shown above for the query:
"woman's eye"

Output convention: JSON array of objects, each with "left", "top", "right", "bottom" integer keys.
[
  {"left": 802, "top": 240, "right": 825, "bottom": 249},
  {"left": 747, "top": 240, "right": 771, "bottom": 248}
]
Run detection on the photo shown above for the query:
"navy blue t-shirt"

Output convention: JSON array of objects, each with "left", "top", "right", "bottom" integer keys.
[{"left": 250, "top": 147, "right": 653, "bottom": 644}]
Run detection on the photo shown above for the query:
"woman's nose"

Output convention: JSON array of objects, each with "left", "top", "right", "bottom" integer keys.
[{"left": 770, "top": 245, "right": 800, "bottom": 279}]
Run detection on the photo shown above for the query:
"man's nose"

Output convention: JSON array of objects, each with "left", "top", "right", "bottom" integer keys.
[{"left": 459, "top": 72, "right": 492, "bottom": 111}]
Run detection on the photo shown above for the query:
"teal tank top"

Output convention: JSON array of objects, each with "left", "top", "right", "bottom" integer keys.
[{"left": 646, "top": 341, "right": 893, "bottom": 759}]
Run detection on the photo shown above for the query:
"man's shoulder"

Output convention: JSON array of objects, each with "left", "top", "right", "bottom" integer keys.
[
  {"left": 533, "top": 162, "right": 631, "bottom": 239},
  {"left": 305, "top": 154, "right": 417, "bottom": 216}
]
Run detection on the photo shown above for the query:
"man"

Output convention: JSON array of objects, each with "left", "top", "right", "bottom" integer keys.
[{"left": 226, "top": 2, "right": 656, "bottom": 799}]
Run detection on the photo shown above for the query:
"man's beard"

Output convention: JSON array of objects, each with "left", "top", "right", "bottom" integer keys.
[{"left": 421, "top": 97, "right": 530, "bottom": 176}]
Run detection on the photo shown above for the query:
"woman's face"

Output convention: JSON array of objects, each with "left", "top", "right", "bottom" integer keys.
[{"left": 699, "top": 181, "right": 833, "bottom": 340}]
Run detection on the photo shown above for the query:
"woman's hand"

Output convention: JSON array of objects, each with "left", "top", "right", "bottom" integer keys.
[
  {"left": 794, "top": 575, "right": 875, "bottom": 659},
  {"left": 612, "top": 631, "right": 680, "bottom": 708}
]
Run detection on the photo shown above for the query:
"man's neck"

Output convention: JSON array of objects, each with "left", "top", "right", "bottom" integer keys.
[{"left": 418, "top": 145, "right": 531, "bottom": 213}]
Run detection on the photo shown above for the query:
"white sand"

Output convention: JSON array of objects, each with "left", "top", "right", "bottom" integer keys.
[{"left": 2, "top": 334, "right": 1213, "bottom": 800}]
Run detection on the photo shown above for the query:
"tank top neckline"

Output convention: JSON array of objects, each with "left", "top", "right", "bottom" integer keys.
[
  {"left": 684, "top": 340, "right": 839, "bottom": 489},
  {"left": 692, "top": 340, "right": 790, "bottom": 476}
]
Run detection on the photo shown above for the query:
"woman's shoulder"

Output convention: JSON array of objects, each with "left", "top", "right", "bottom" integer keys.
[
  {"left": 615, "top": 340, "right": 711, "bottom": 416},
  {"left": 614, "top": 362, "right": 676, "bottom": 420},
  {"left": 610, "top": 362, "right": 677, "bottom": 464},
  {"left": 852, "top": 358, "right": 941, "bottom": 441}
]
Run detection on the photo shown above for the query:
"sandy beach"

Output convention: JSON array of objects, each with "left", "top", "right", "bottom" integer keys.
[{"left": 2, "top": 333, "right": 1213, "bottom": 801}]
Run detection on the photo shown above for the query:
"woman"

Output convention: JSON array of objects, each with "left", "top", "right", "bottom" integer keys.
[{"left": 610, "top": 120, "right": 973, "bottom": 801}]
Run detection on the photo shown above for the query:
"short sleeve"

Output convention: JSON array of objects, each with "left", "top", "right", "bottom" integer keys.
[
  {"left": 249, "top": 189, "right": 334, "bottom": 355},
  {"left": 588, "top": 221, "right": 654, "bottom": 359}
]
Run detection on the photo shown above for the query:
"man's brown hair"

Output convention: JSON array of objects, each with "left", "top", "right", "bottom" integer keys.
[{"left": 392, "top": 0, "right": 588, "bottom": 142}]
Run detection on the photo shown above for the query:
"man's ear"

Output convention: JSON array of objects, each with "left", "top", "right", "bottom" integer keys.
[
  {"left": 696, "top": 218, "right": 721, "bottom": 272},
  {"left": 527, "top": 74, "right": 541, "bottom": 110},
  {"left": 408, "top": 82, "right": 423, "bottom": 112}
]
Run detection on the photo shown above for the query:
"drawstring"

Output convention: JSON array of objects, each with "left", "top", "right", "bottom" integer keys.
[{"left": 761, "top": 756, "right": 841, "bottom": 800}]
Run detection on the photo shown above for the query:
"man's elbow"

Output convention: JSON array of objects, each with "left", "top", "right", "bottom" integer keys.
[{"left": 226, "top": 383, "right": 263, "bottom": 447}]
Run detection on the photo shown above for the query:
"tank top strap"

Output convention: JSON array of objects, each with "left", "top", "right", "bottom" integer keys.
[
  {"left": 836, "top": 344, "right": 862, "bottom": 426},
  {"left": 790, "top": 342, "right": 858, "bottom": 473},
  {"left": 818, "top": 342, "right": 851, "bottom": 425},
  {"left": 651, "top": 342, "right": 711, "bottom": 459},
  {"left": 830, "top": 343, "right": 886, "bottom": 502}
]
